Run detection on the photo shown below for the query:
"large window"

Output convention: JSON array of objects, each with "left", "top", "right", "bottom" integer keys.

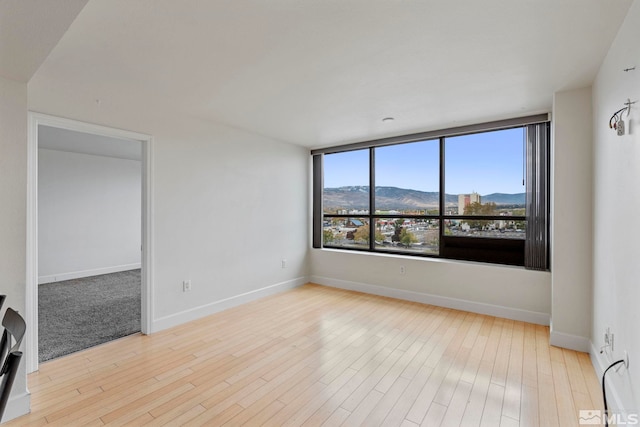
[
  {"left": 444, "top": 128, "right": 526, "bottom": 240},
  {"left": 313, "top": 116, "right": 550, "bottom": 268}
]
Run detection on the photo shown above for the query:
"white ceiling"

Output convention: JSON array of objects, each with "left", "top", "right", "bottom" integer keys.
[
  {"left": 0, "top": 0, "right": 88, "bottom": 82},
  {"left": 16, "top": 1, "right": 636, "bottom": 148},
  {"left": 39, "top": 125, "right": 141, "bottom": 161}
]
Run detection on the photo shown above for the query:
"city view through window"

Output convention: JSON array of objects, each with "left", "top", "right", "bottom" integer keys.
[{"left": 322, "top": 127, "right": 527, "bottom": 255}]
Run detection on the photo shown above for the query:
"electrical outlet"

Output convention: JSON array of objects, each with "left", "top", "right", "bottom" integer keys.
[
  {"left": 182, "top": 280, "right": 192, "bottom": 292},
  {"left": 610, "top": 332, "right": 615, "bottom": 352},
  {"left": 604, "top": 327, "right": 615, "bottom": 353},
  {"left": 400, "top": 265, "right": 406, "bottom": 275},
  {"left": 281, "top": 259, "right": 287, "bottom": 268}
]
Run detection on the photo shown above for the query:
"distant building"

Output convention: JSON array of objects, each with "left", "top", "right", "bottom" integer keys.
[
  {"left": 346, "top": 219, "right": 364, "bottom": 228},
  {"left": 458, "top": 192, "right": 481, "bottom": 215}
]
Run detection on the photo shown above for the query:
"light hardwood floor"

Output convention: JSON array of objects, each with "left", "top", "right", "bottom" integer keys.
[{"left": 7, "top": 283, "right": 602, "bottom": 426}]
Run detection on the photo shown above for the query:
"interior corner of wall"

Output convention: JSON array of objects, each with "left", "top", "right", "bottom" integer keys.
[{"left": 549, "top": 321, "right": 591, "bottom": 352}]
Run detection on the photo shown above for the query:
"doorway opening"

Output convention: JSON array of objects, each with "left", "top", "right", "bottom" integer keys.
[{"left": 26, "top": 113, "right": 153, "bottom": 372}]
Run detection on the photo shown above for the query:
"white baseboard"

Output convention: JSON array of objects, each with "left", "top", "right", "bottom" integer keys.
[
  {"left": 38, "top": 263, "right": 141, "bottom": 284},
  {"left": 1, "top": 391, "right": 30, "bottom": 424},
  {"left": 311, "top": 275, "right": 550, "bottom": 326},
  {"left": 549, "top": 329, "right": 590, "bottom": 352},
  {"left": 150, "top": 277, "right": 307, "bottom": 333}
]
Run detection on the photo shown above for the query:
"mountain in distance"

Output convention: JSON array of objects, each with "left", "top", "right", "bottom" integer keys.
[
  {"left": 481, "top": 192, "right": 526, "bottom": 205},
  {"left": 323, "top": 186, "right": 524, "bottom": 211}
]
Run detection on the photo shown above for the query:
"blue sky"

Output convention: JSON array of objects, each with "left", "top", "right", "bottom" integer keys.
[{"left": 323, "top": 127, "right": 526, "bottom": 195}]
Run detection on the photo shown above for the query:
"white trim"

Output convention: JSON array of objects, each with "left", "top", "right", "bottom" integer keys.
[
  {"left": 549, "top": 328, "right": 590, "bottom": 352},
  {"left": 26, "top": 112, "right": 154, "bottom": 375},
  {"left": 38, "top": 263, "right": 142, "bottom": 284},
  {"left": 25, "top": 114, "right": 39, "bottom": 375},
  {"left": 151, "top": 277, "right": 306, "bottom": 333},
  {"left": 0, "top": 391, "right": 30, "bottom": 423},
  {"left": 141, "top": 132, "right": 154, "bottom": 336},
  {"left": 311, "top": 275, "right": 550, "bottom": 325}
]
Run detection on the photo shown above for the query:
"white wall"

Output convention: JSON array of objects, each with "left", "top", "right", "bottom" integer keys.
[
  {"left": 592, "top": 0, "right": 640, "bottom": 416},
  {"left": 28, "top": 84, "right": 310, "bottom": 332},
  {"left": 38, "top": 148, "right": 141, "bottom": 283},
  {"left": 550, "top": 87, "right": 593, "bottom": 351},
  {"left": 0, "top": 76, "right": 30, "bottom": 421},
  {"left": 148, "top": 117, "right": 309, "bottom": 325},
  {"left": 311, "top": 250, "right": 551, "bottom": 325}
]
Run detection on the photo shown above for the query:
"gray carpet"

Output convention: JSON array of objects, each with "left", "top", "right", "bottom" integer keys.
[{"left": 38, "top": 269, "right": 141, "bottom": 362}]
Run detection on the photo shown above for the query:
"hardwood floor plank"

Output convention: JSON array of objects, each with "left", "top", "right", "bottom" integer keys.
[
  {"left": 239, "top": 400, "right": 286, "bottom": 426},
  {"left": 376, "top": 340, "right": 424, "bottom": 394},
  {"left": 101, "top": 383, "right": 194, "bottom": 425},
  {"left": 562, "top": 348, "right": 590, "bottom": 396},
  {"left": 320, "top": 407, "right": 351, "bottom": 427},
  {"left": 340, "top": 347, "right": 403, "bottom": 412},
  {"left": 577, "top": 352, "right": 604, "bottom": 409},
  {"left": 5, "top": 284, "right": 603, "bottom": 427},
  {"left": 143, "top": 401, "right": 206, "bottom": 426},
  {"left": 280, "top": 367, "right": 358, "bottom": 426},
  {"left": 460, "top": 359, "right": 493, "bottom": 427},
  {"left": 262, "top": 382, "right": 327, "bottom": 426},
  {"left": 340, "top": 388, "right": 384, "bottom": 425},
  {"left": 382, "top": 365, "right": 434, "bottom": 426},
  {"left": 520, "top": 384, "right": 539, "bottom": 427},
  {"left": 223, "top": 367, "right": 316, "bottom": 426},
  {"left": 500, "top": 414, "right": 520, "bottom": 427},
  {"left": 491, "top": 319, "right": 514, "bottom": 387},
  {"left": 480, "top": 382, "right": 505, "bottom": 427},
  {"left": 419, "top": 402, "right": 447, "bottom": 427},
  {"left": 535, "top": 325, "right": 552, "bottom": 376},
  {"left": 551, "top": 359, "right": 578, "bottom": 427},
  {"left": 439, "top": 379, "right": 473, "bottom": 427},
  {"left": 362, "top": 376, "right": 411, "bottom": 426},
  {"left": 503, "top": 321, "right": 524, "bottom": 421},
  {"left": 522, "top": 323, "right": 538, "bottom": 389},
  {"left": 182, "top": 402, "right": 244, "bottom": 426},
  {"left": 406, "top": 313, "right": 475, "bottom": 423},
  {"left": 537, "top": 373, "right": 560, "bottom": 427},
  {"left": 295, "top": 369, "right": 362, "bottom": 426}
]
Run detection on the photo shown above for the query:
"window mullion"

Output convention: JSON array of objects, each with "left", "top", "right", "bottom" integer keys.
[
  {"left": 369, "top": 147, "right": 375, "bottom": 251},
  {"left": 439, "top": 136, "right": 445, "bottom": 256},
  {"left": 312, "top": 154, "right": 323, "bottom": 248}
]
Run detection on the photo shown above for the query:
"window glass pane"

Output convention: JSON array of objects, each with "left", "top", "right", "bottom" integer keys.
[
  {"left": 323, "top": 150, "right": 369, "bottom": 215},
  {"left": 444, "top": 219, "right": 526, "bottom": 239},
  {"left": 323, "top": 217, "right": 370, "bottom": 249},
  {"left": 374, "top": 218, "right": 439, "bottom": 254},
  {"left": 445, "top": 128, "right": 525, "bottom": 216},
  {"left": 375, "top": 140, "right": 439, "bottom": 214}
]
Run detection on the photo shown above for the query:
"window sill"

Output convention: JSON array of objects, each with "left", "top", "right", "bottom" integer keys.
[{"left": 312, "top": 246, "right": 543, "bottom": 272}]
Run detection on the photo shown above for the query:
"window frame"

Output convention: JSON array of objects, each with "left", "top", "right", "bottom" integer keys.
[{"left": 312, "top": 114, "right": 549, "bottom": 267}]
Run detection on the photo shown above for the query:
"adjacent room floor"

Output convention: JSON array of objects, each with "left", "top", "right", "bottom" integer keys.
[
  {"left": 16, "top": 283, "right": 600, "bottom": 426},
  {"left": 38, "top": 269, "right": 141, "bottom": 362}
]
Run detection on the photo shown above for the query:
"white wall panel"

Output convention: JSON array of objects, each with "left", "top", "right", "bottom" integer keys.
[
  {"left": 592, "top": 0, "right": 640, "bottom": 416},
  {"left": 38, "top": 148, "right": 141, "bottom": 282}
]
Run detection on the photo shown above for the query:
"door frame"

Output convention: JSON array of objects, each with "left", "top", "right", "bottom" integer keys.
[{"left": 26, "top": 112, "right": 154, "bottom": 373}]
